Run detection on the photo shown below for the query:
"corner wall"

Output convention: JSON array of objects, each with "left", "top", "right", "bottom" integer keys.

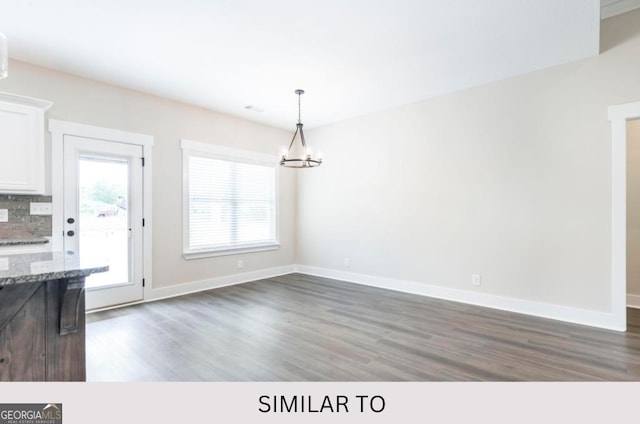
[{"left": 297, "top": 9, "right": 640, "bottom": 318}]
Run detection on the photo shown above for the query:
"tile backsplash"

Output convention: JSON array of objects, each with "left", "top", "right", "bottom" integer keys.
[{"left": 0, "top": 195, "right": 52, "bottom": 239}]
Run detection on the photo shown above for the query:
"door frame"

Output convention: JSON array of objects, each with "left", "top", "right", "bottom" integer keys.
[
  {"left": 49, "top": 119, "right": 154, "bottom": 304},
  {"left": 609, "top": 101, "right": 640, "bottom": 332}
]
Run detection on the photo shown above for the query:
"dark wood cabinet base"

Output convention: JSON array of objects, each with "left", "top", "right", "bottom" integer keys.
[{"left": 0, "top": 278, "right": 85, "bottom": 381}]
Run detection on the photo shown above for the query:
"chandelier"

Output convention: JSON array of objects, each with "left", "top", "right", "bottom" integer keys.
[{"left": 280, "top": 89, "right": 322, "bottom": 168}]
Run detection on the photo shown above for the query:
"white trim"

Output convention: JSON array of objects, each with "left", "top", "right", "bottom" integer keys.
[
  {"left": 83, "top": 263, "right": 626, "bottom": 331},
  {"left": 145, "top": 265, "right": 296, "bottom": 302},
  {"left": 608, "top": 100, "right": 640, "bottom": 332},
  {"left": 0, "top": 91, "right": 53, "bottom": 110},
  {"left": 610, "top": 117, "right": 627, "bottom": 329},
  {"left": 142, "top": 140, "right": 153, "bottom": 302},
  {"left": 609, "top": 102, "right": 640, "bottom": 121},
  {"left": 48, "top": 119, "right": 154, "bottom": 303},
  {"left": 49, "top": 120, "right": 154, "bottom": 147},
  {"left": 86, "top": 300, "right": 145, "bottom": 314},
  {"left": 295, "top": 265, "right": 623, "bottom": 331},
  {"left": 628, "top": 294, "right": 640, "bottom": 309},
  {"left": 183, "top": 243, "right": 280, "bottom": 260}
]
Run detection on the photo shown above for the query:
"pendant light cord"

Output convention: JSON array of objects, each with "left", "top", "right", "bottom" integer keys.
[{"left": 287, "top": 91, "right": 306, "bottom": 151}]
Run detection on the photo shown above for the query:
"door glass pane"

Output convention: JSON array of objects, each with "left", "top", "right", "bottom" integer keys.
[{"left": 78, "top": 156, "right": 130, "bottom": 289}]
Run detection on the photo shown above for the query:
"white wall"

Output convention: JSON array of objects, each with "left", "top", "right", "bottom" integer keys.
[
  {"left": 298, "top": 9, "right": 640, "bottom": 314},
  {"left": 627, "top": 119, "right": 640, "bottom": 298},
  {"left": 0, "top": 62, "right": 296, "bottom": 290}
]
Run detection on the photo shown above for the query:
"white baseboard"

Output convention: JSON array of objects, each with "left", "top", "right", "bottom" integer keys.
[
  {"left": 294, "top": 265, "right": 622, "bottom": 331},
  {"left": 145, "top": 265, "right": 296, "bottom": 303},
  {"left": 101, "top": 262, "right": 624, "bottom": 331},
  {"left": 628, "top": 294, "right": 640, "bottom": 309}
]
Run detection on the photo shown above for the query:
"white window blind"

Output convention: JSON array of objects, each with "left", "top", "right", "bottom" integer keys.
[{"left": 182, "top": 140, "right": 278, "bottom": 258}]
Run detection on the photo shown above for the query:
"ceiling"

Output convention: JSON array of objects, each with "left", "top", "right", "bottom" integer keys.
[{"left": 0, "top": 1, "right": 632, "bottom": 130}]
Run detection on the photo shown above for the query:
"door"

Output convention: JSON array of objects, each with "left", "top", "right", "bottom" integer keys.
[{"left": 63, "top": 135, "right": 144, "bottom": 310}]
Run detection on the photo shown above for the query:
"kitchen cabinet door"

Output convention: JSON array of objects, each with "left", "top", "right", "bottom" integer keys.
[{"left": 0, "top": 92, "right": 52, "bottom": 194}]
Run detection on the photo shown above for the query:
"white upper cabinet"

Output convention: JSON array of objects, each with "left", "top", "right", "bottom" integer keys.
[{"left": 0, "top": 92, "right": 53, "bottom": 194}]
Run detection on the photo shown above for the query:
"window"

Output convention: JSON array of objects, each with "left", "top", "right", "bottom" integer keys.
[{"left": 182, "top": 139, "right": 278, "bottom": 259}]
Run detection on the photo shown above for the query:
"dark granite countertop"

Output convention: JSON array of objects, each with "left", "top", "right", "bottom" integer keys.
[
  {"left": 0, "top": 251, "right": 108, "bottom": 286},
  {"left": 0, "top": 238, "right": 50, "bottom": 246}
]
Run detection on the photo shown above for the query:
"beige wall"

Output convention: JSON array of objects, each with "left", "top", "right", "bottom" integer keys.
[
  {"left": 628, "top": 119, "right": 640, "bottom": 296},
  {"left": 298, "top": 9, "right": 640, "bottom": 313},
  {"left": 1, "top": 9, "right": 639, "bottom": 315},
  {"left": 0, "top": 62, "right": 296, "bottom": 289}
]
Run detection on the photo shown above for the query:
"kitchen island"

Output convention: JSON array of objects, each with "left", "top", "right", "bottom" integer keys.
[{"left": 0, "top": 251, "right": 107, "bottom": 381}]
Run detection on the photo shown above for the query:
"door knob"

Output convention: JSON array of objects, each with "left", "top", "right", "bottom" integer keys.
[{"left": 67, "top": 230, "right": 75, "bottom": 237}]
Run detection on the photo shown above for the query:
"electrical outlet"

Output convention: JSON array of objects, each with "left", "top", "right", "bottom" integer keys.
[
  {"left": 344, "top": 258, "right": 350, "bottom": 267},
  {"left": 472, "top": 274, "right": 481, "bottom": 286},
  {"left": 0, "top": 257, "right": 8, "bottom": 271},
  {"left": 0, "top": 209, "right": 7, "bottom": 222},
  {"left": 30, "top": 202, "right": 52, "bottom": 215},
  {"left": 237, "top": 259, "right": 244, "bottom": 269}
]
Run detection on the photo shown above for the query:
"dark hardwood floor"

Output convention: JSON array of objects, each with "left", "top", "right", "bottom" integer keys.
[{"left": 86, "top": 273, "right": 640, "bottom": 381}]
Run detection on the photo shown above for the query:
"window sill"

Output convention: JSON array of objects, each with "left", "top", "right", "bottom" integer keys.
[{"left": 183, "top": 243, "right": 280, "bottom": 260}]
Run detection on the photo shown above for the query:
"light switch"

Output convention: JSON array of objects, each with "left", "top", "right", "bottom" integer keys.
[
  {"left": 0, "top": 209, "right": 8, "bottom": 222},
  {"left": 30, "top": 202, "right": 52, "bottom": 215}
]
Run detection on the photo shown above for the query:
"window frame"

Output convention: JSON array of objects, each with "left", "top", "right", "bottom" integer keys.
[{"left": 181, "top": 139, "right": 279, "bottom": 260}]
